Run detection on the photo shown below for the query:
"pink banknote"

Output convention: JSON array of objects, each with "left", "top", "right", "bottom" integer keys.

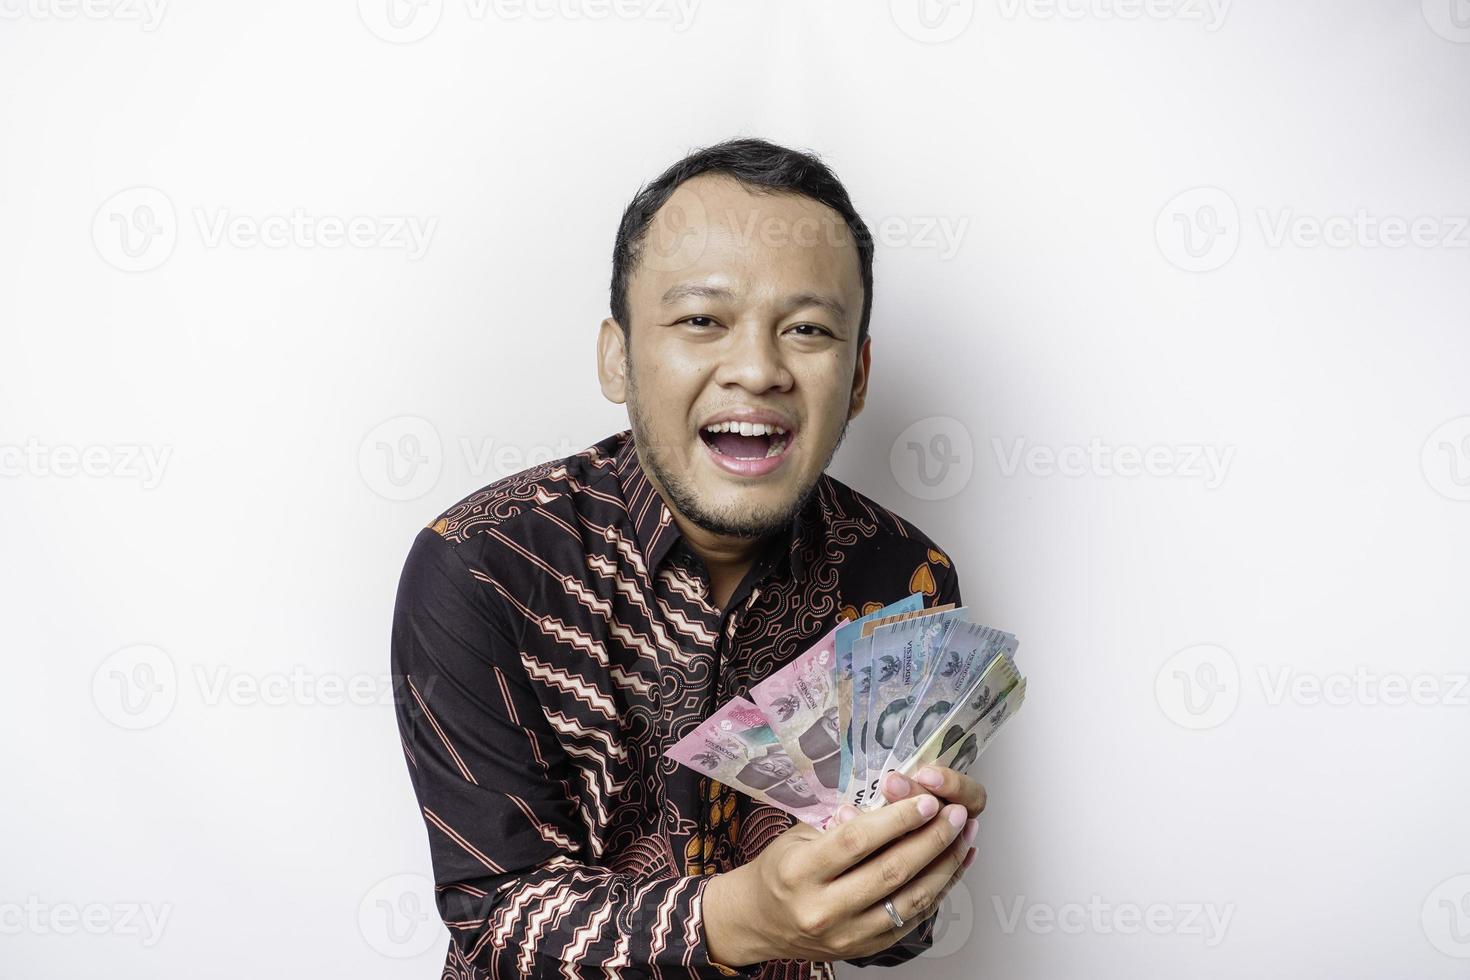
[
  {"left": 749, "top": 621, "right": 846, "bottom": 810},
  {"left": 665, "top": 695, "right": 834, "bottom": 829}
]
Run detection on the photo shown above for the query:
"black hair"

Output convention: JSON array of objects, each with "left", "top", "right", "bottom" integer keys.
[{"left": 610, "top": 137, "right": 874, "bottom": 350}]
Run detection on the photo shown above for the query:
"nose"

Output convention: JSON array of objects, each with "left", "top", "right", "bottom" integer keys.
[{"left": 713, "top": 323, "right": 794, "bottom": 394}]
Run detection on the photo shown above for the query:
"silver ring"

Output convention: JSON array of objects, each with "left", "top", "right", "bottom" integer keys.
[{"left": 882, "top": 897, "right": 905, "bottom": 930}]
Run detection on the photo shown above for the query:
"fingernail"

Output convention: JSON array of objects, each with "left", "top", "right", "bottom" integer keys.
[
  {"left": 884, "top": 771, "right": 911, "bottom": 795},
  {"left": 916, "top": 794, "right": 939, "bottom": 819},
  {"left": 947, "top": 805, "right": 966, "bottom": 832},
  {"left": 962, "top": 846, "right": 976, "bottom": 868},
  {"left": 962, "top": 818, "right": 978, "bottom": 845},
  {"left": 836, "top": 805, "right": 858, "bottom": 823},
  {"left": 916, "top": 767, "right": 943, "bottom": 789}
]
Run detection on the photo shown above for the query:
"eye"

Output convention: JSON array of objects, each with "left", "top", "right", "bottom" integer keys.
[
  {"left": 788, "top": 323, "right": 834, "bottom": 338},
  {"left": 679, "top": 315, "right": 720, "bottom": 328}
]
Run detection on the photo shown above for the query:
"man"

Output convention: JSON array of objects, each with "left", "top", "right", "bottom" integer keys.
[{"left": 391, "top": 138, "right": 986, "bottom": 979}]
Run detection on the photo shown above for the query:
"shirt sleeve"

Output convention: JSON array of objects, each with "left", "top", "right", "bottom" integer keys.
[
  {"left": 841, "top": 553, "right": 963, "bottom": 970},
  {"left": 391, "top": 525, "right": 752, "bottom": 979}
]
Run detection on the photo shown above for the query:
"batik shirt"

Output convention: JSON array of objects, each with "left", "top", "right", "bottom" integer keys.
[{"left": 391, "top": 428, "right": 963, "bottom": 979}]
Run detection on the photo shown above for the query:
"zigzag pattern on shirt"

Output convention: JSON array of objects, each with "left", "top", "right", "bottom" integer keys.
[
  {"left": 581, "top": 553, "right": 691, "bottom": 666},
  {"left": 520, "top": 654, "right": 618, "bottom": 721},
  {"left": 517, "top": 881, "right": 589, "bottom": 976},
  {"left": 599, "top": 522, "right": 655, "bottom": 585},
  {"left": 506, "top": 793, "right": 578, "bottom": 851},
  {"left": 543, "top": 709, "right": 629, "bottom": 767},
  {"left": 656, "top": 566, "right": 708, "bottom": 607},
  {"left": 486, "top": 583, "right": 652, "bottom": 698}
]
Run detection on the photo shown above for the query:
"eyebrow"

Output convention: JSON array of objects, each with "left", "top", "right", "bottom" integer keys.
[{"left": 660, "top": 283, "right": 848, "bottom": 322}]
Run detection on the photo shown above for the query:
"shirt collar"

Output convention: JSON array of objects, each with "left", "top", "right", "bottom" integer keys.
[{"left": 608, "top": 427, "right": 822, "bottom": 582}]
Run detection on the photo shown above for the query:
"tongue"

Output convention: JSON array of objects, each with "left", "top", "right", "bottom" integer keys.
[{"left": 711, "top": 431, "right": 771, "bottom": 459}]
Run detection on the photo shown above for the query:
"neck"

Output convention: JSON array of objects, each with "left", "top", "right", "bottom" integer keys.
[{"left": 669, "top": 511, "right": 771, "bottom": 576}]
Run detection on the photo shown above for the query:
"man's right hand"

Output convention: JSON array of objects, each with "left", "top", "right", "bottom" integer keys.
[{"left": 702, "top": 792, "right": 975, "bottom": 967}]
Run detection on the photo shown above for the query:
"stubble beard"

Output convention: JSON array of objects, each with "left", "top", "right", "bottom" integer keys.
[{"left": 623, "top": 352, "right": 851, "bottom": 540}]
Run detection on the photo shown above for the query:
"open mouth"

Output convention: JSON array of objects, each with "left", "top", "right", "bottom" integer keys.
[{"left": 699, "top": 422, "right": 792, "bottom": 460}]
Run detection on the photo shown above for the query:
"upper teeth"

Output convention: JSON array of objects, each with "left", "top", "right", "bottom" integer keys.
[{"left": 703, "top": 421, "right": 788, "bottom": 437}]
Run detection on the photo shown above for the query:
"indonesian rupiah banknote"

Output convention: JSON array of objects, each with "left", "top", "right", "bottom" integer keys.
[
  {"left": 666, "top": 597, "right": 1027, "bottom": 826},
  {"left": 665, "top": 694, "right": 832, "bottom": 828}
]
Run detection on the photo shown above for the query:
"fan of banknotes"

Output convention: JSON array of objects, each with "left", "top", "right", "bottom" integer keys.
[{"left": 667, "top": 595, "right": 1027, "bottom": 829}]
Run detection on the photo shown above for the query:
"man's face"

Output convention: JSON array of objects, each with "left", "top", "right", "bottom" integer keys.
[{"left": 599, "top": 174, "right": 870, "bottom": 539}]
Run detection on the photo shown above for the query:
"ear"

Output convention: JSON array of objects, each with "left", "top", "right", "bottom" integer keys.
[
  {"left": 847, "top": 334, "right": 871, "bottom": 420},
  {"left": 597, "top": 316, "right": 629, "bottom": 404}
]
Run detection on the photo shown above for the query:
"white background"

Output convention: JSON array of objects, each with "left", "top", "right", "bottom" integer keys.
[{"left": 3, "top": 1, "right": 1468, "bottom": 977}]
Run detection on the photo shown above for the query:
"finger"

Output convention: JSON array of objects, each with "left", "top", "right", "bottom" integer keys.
[
  {"left": 912, "top": 765, "right": 987, "bottom": 818},
  {"left": 872, "top": 773, "right": 979, "bottom": 850},
  {"left": 806, "top": 792, "right": 944, "bottom": 881},
  {"left": 856, "top": 820, "right": 975, "bottom": 942},
  {"left": 878, "top": 770, "right": 918, "bottom": 803},
  {"left": 836, "top": 801, "right": 969, "bottom": 910}
]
